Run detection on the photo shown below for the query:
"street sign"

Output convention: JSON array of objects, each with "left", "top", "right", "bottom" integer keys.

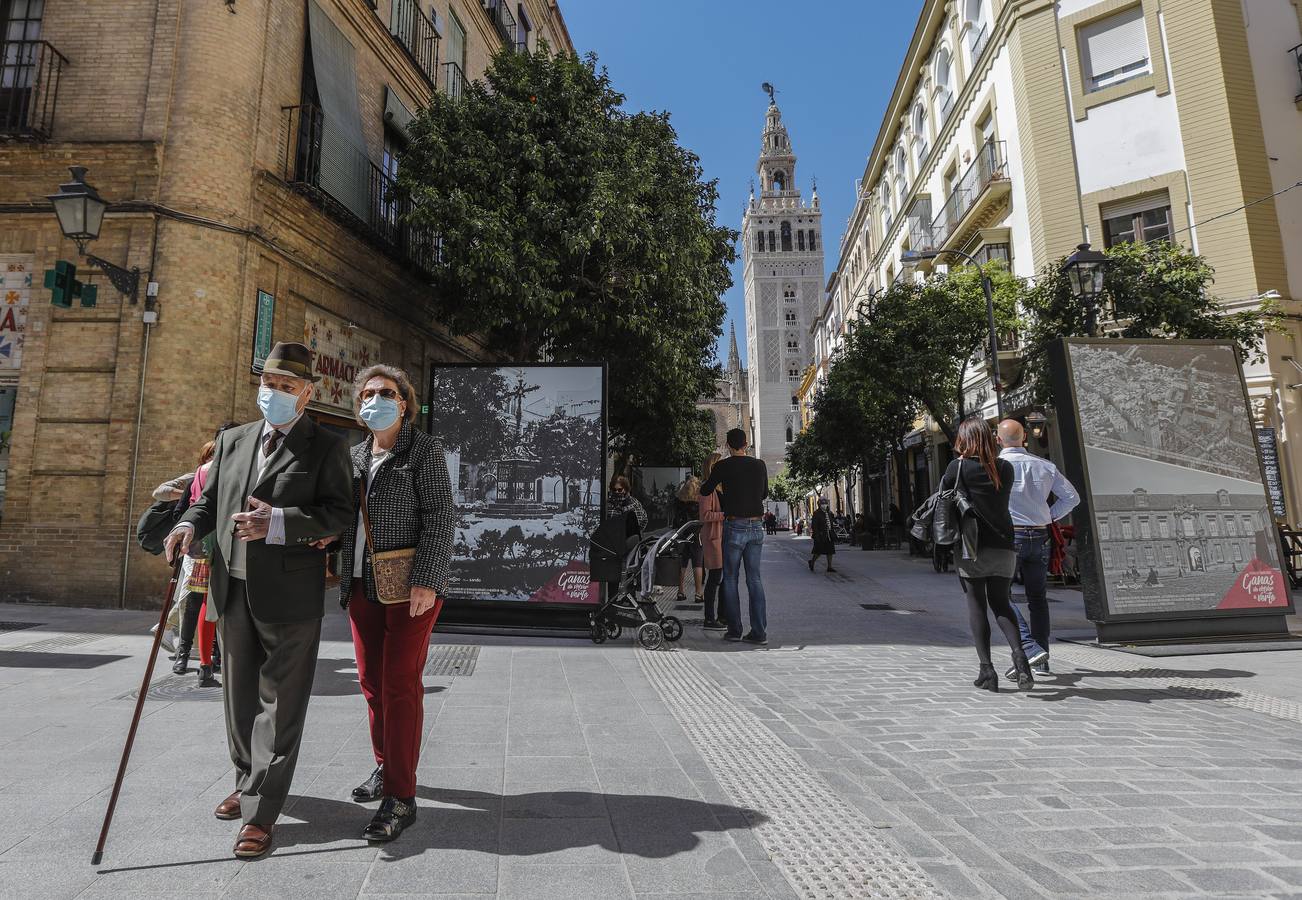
[{"left": 251, "top": 289, "right": 275, "bottom": 372}]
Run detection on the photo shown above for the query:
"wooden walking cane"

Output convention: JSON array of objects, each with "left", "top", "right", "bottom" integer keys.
[{"left": 91, "top": 550, "right": 187, "bottom": 865}]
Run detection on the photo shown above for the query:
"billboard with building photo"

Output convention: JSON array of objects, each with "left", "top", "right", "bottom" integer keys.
[
  {"left": 429, "top": 365, "right": 605, "bottom": 606},
  {"left": 1052, "top": 340, "right": 1292, "bottom": 628}
]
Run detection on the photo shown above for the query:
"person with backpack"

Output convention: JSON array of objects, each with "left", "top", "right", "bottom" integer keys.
[{"left": 939, "top": 417, "right": 1033, "bottom": 693}]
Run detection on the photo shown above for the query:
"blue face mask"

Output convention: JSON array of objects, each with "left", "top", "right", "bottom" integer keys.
[
  {"left": 258, "top": 385, "right": 302, "bottom": 427},
  {"left": 359, "top": 395, "right": 401, "bottom": 432}
]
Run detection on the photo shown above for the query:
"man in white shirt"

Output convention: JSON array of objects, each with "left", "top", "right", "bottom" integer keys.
[{"left": 997, "top": 419, "right": 1080, "bottom": 676}]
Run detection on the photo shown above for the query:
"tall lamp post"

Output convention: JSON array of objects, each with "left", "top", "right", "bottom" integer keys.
[
  {"left": 46, "top": 166, "right": 141, "bottom": 302},
  {"left": 901, "top": 247, "right": 1004, "bottom": 419},
  {"left": 1061, "top": 242, "right": 1108, "bottom": 336}
]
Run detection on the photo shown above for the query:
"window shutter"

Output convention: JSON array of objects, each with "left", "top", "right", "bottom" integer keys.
[
  {"left": 1080, "top": 6, "right": 1149, "bottom": 82},
  {"left": 1100, "top": 190, "right": 1169, "bottom": 222},
  {"left": 307, "top": 0, "right": 370, "bottom": 223}
]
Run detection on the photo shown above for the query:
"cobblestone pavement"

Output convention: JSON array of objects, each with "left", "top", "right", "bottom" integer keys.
[
  {"left": 672, "top": 535, "right": 1302, "bottom": 899},
  {"left": 2, "top": 534, "right": 1301, "bottom": 898}
]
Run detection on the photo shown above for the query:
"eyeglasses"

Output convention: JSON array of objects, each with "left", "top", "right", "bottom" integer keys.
[{"left": 360, "top": 388, "right": 401, "bottom": 402}]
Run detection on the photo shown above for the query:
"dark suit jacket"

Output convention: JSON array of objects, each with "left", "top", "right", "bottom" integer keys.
[{"left": 179, "top": 415, "right": 353, "bottom": 623}]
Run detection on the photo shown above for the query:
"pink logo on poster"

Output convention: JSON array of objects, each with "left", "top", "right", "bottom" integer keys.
[
  {"left": 530, "top": 560, "right": 599, "bottom": 604},
  {"left": 1217, "top": 558, "right": 1289, "bottom": 609}
]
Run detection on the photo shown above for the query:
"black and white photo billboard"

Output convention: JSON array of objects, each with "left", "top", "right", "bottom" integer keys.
[
  {"left": 1052, "top": 340, "right": 1292, "bottom": 625},
  {"left": 428, "top": 365, "right": 606, "bottom": 605}
]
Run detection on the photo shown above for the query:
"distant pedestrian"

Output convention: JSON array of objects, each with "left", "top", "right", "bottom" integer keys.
[
  {"left": 764, "top": 511, "right": 777, "bottom": 535},
  {"left": 336, "top": 364, "right": 455, "bottom": 843},
  {"left": 699, "top": 428, "right": 769, "bottom": 645},
  {"left": 606, "top": 476, "right": 647, "bottom": 535},
  {"left": 940, "top": 417, "right": 1032, "bottom": 692},
  {"left": 674, "top": 476, "right": 704, "bottom": 603},
  {"left": 808, "top": 498, "right": 837, "bottom": 573},
  {"left": 698, "top": 452, "right": 727, "bottom": 631},
  {"left": 997, "top": 419, "right": 1079, "bottom": 679}
]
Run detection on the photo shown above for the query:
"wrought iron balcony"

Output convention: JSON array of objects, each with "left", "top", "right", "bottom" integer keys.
[
  {"left": 281, "top": 102, "right": 437, "bottom": 273},
  {"left": 444, "top": 61, "right": 465, "bottom": 100},
  {"left": 485, "top": 0, "right": 517, "bottom": 48},
  {"left": 906, "top": 197, "right": 935, "bottom": 253},
  {"left": 0, "top": 40, "right": 67, "bottom": 139},
  {"left": 926, "top": 139, "right": 1008, "bottom": 251},
  {"left": 390, "top": 0, "right": 440, "bottom": 86},
  {"left": 1291, "top": 43, "right": 1302, "bottom": 103}
]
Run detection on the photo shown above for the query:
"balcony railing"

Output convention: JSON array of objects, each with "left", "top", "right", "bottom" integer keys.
[
  {"left": 926, "top": 139, "right": 1007, "bottom": 250},
  {"left": 1291, "top": 43, "right": 1302, "bottom": 103},
  {"left": 390, "top": 0, "right": 440, "bottom": 86},
  {"left": 485, "top": 0, "right": 517, "bottom": 47},
  {"left": 282, "top": 102, "right": 437, "bottom": 273},
  {"left": 969, "top": 22, "right": 989, "bottom": 62},
  {"left": 444, "top": 61, "right": 465, "bottom": 100},
  {"left": 0, "top": 40, "right": 66, "bottom": 139},
  {"left": 906, "top": 197, "right": 934, "bottom": 253}
]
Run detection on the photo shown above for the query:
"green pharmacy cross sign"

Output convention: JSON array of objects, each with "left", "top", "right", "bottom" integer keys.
[{"left": 43, "top": 260, "right": 97, "bottom": 308}]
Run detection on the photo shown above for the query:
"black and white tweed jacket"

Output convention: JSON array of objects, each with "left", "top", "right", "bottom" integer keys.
[{"left": 337, "top": 422, "right": 456, "bottom": 604}]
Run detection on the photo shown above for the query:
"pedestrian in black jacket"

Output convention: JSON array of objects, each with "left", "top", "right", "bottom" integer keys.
[{"left": 939, "top": 416, "right": 1033, "bottom": 693}]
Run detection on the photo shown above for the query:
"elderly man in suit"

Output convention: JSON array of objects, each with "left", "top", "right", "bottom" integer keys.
[{"left": 164, "top": 341, "right": 353, "bottom": 859}]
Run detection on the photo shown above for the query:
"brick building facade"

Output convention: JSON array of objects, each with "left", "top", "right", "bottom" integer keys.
[{"left": 0, "top": 0, "right": 573, "bottom": 607}]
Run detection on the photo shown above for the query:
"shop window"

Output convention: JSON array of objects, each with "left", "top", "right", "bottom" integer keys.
[{"left": 1078, "top": 5, "right": 1150, "bottom": 93}]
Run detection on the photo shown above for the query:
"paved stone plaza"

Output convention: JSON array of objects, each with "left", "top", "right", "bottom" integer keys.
[{"left": 2, "top": 535, "right": 1302, "bottom": 899}]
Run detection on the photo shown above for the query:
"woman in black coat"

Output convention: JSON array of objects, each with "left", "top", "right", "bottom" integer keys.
[
  {"left": 336, "top": 364, "right": 455, "bottom": 842},
  {"left": 940, "top": 417, "right": 1032, "bottom": 692},
  {"left": 809, "top": 497, "right": 837, "bottom": 573}
]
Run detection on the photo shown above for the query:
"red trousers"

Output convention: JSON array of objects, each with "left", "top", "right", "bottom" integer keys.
[
  {"left": 197, "top": 600, "right": 215, "bottom": 666},
  {"left": 347, "top": 582, "right": 441, "bottom": 799}
]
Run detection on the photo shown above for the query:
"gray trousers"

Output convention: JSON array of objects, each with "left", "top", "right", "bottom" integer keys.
[{"left": 220, "top": 579, "right": 322, "bottom": 826}]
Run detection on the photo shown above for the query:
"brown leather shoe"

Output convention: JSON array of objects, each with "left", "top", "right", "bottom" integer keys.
[
  {"left": 214, "top": 790, "right": 242, "bottom": 820},
  {"left": 233, "top": 823, "right": 273, "bottom": 859}
]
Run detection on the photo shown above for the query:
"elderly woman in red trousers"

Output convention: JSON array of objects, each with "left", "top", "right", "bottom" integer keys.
[{"left": 335, "top": 364, "right": 454, "bottom": 842}]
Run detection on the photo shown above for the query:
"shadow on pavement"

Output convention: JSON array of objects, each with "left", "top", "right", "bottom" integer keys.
[
  {"left": 1050, "top": 666, "right": 1255, "bottom": 683},
  {"left": 1028, "top": 686, "right": 1241, "bottom": 703},
  {"left": 309, "top": 657, "right": 446, "bottom": 698},
  {"left": 269, "top": 788, "right": 767, "bottom": 860},
  {"left": 0, "top": 650, "right": 130, "bottom": 669}
]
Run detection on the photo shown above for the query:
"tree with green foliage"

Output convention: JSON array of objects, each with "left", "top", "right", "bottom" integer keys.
[
  {"left": 399, "top": 45, "right": 735, "bottom": 467},
  {"left": 1018, "top": 240, "right": 1279, "bottom": 404},
  {"left": 528, "top": 411, "right": 602, "bottom": 509},
  {"left": 767, "top": 468, "right": 807, "bottom": 512}
]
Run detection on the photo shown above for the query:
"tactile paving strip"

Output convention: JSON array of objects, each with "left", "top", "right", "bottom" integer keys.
[
  {"left": 640, "top": 649, "right": 946, "bottom": 900},
  {"left": 424, "top": 644, "right": 479, "bottom": 676}
]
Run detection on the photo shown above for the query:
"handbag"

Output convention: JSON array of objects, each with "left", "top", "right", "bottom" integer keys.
[{"left": 360, "top": 477, "right": 416, "bottom": 605}]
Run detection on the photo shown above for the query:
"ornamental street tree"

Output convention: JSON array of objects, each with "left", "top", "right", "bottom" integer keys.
[
  {"left": 528, "top": 410, "right": 602, "bottom": 508},
  {"left": 1018, "top": 240, "right": 1279, "bottom": 405},
  {"left": 399, "top": 45, "right": 734, "bottom": 466}
]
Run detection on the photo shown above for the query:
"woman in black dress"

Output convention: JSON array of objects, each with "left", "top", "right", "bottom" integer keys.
[
  {"left": 808, "top": 497, "right": 837, "bottom": 573},
  {"left": 940, "top": 417, "right": 1033, "bottom": 692}
]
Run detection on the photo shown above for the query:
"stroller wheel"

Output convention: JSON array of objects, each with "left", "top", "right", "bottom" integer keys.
[
  {"left": 661, "top": 616, "right": 683, "bottom": 642},
  {"left": 590, "top": 621, "right": 608, "bottom": 644},
  {"left": 605, "top": 621, "right": 622, "bottom": 640},
  {"left": 636, "top": 622, "right": 665, "bottom": 651}
]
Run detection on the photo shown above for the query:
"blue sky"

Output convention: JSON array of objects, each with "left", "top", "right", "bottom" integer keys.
[{"left": 558, "top": 0, "right": 923, "bottom": 367}]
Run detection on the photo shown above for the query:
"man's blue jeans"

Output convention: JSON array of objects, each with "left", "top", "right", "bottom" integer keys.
[
  {"left": 721, "top": 520, "right": 766, "bottom": 639},
  {"left": 1013, "top": 528, "right": 1050, "bottom": 660}
]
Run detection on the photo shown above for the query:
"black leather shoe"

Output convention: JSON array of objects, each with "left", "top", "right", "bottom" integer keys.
[
  {"left": 198, "top": 664, "right": 218, "bottom": 687},
  {"left": 172, "top": 642, "right": 191, "bottom": 675},
  {"left": 974, "top": 664, "right": 998, "bottom": 692},
  {"left": 363, "top": 796, "right": 416, "bottom": 842},
  {"left": 1014, "top": 657, "right": 1035, "bottom": 691},
  {"left": 351, "top": 765, "right": 384, "bottom": 802}
]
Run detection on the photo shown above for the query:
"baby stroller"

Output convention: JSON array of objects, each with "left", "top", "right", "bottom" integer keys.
[{"left": 587, "top": 520, "right": 701, "bottom": 650}]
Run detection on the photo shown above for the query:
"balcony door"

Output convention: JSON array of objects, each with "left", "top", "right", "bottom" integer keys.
[{"left": 0, "top": 0, "right": 43, "bottom": 132}]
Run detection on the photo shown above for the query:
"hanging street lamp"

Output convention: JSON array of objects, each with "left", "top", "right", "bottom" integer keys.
[{"left": 47, "top": 166, "right": 140, "bottom": 302}]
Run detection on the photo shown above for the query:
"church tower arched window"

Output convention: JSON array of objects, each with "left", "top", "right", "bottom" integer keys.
[
  {"left": 768, "top": 229, "right": 776, "bottom": 250},
  {"left": 757, "top": 230, "right": 765, "bottom": 252},
  {"left": 772, "top": 170, "right": 786, "bottom": 192},
  {"left": 781, "top": 221, "right": 793, "bottom": 251},
  {"left": 798, "top": 229, "right": 806, "bottom": 251},
  {"left": 808, "top": 230, "right": 816, "bottom": 252}
]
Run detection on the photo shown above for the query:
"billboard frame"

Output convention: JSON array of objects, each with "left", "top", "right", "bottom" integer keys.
[{"left": 1050, "top": 337, "right": 1294, "bottom": 640}]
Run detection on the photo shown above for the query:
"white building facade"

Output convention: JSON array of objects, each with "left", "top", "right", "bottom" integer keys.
[{"left": 741, "top": 99, "right": 825, "bottom": 470}]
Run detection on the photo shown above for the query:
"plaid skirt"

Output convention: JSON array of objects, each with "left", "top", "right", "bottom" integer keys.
[{"left": 186, "top": 557, "right": 211, "bottom": 595}]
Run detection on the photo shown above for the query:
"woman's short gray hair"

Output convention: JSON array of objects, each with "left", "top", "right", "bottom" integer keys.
[{"left": 352, "top": 364, "right": 419, "bottom": 427}]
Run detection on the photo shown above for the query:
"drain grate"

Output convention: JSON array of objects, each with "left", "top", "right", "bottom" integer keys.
[
  {"left": 9, "top": 633, "right": 106, "bottom": 653},
  {"left": 118, "top": 673, "right": 223, "bottom": 702},
  {"left": 0, "top": 621, "right": 42, "bottom": 634},
  {"left": 424, "top": 644, "right": 479, "bottom": 676}
]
